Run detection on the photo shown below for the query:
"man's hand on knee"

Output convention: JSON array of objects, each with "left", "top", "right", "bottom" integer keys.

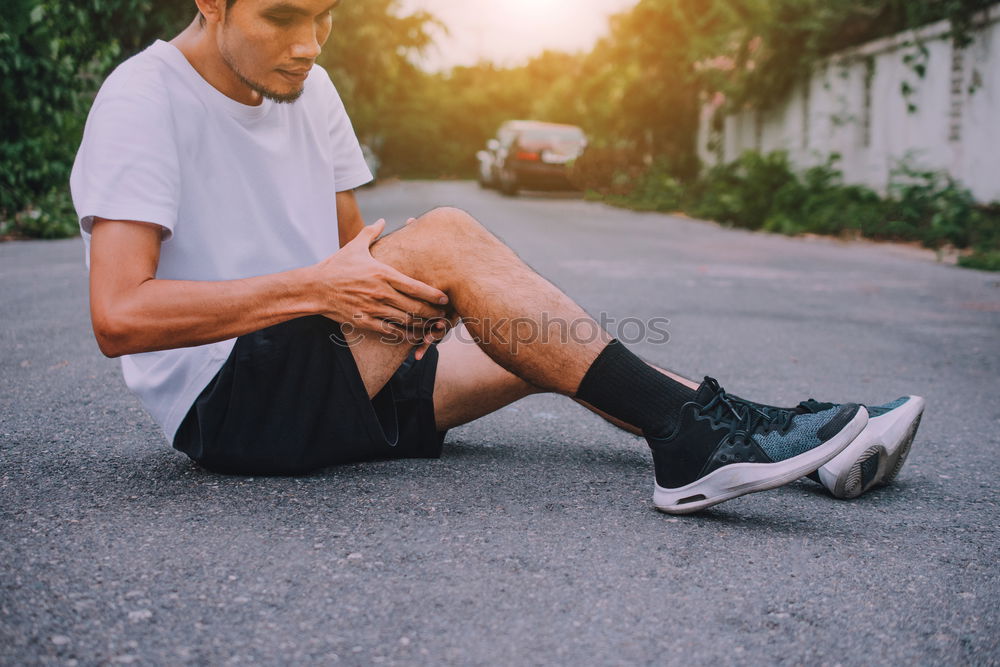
[{"left": 310, "top": 218, "right": 450, "bottom": 344}]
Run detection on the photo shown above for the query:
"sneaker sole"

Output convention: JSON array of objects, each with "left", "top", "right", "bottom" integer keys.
[
  {"left": 882, "top": 409, "right": 923, "bottom": 485},
  {"left": 653, "top": 406, "right": 869, "bottom": 514},
  {"left": 817, "top": 396, "right": 925, "bottom": 499}
]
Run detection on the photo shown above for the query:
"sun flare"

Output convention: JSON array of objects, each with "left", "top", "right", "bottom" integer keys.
[{"left": 399, "top": 0, "right": 638, "bottom": 70}]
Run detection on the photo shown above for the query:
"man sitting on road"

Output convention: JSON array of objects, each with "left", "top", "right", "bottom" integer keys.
[{"left": 70, "top": 0, "right": 924, "bottom": 514}]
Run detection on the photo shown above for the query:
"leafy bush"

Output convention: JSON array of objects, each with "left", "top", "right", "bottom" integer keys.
[
  {"left": 1, "top": 1, "right": 192, "bottom": 238},
  {"left": 0, "top": 187, "right": 77, "bottom": 239},
  {"left": 602, "top": 150, "right": 999, "bottom": 271},
  {"left": 611, "top": 172, "right": 685, "bottom": 213},
  {"left": 879, "top": 162, "right": 992, "bottom": 249},
  {"left": 1, "top": 1, "right": 113, "bottom": 228},
  {"left": 686, "top": 151, "right": 798, "bottom": 229},
  {"left": 765, "top": 156, "right": 887, "bottom": 237},
  {"left": 959, "top": 250, "right": 1000, "bottom": 271}
]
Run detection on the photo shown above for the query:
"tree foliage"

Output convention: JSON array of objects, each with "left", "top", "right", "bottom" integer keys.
[
  {"left": 321, "top": 1, "right": 586, "bottom": 178},
  {"left": 0, "top": 0, "right": 192, "bottom": 224},
  {"left": 2, "top": 0, "right": 996, "bottom": 239},
  {"left": 674, "top": 0, "right": 999, "bottom": 114},
  {"left": 333, "top": 0, "right": 997, "bottom": 181}
]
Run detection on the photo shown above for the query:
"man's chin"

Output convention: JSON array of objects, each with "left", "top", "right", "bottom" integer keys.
[
  {"left": 255, "top": 78, "right": 305, "bottom": 104},
  {"left": 234, "top": 68, "right": 303, "bottom": 104},
  {"left": 261, "top": 86, "right": 304, "bottom": 104}
]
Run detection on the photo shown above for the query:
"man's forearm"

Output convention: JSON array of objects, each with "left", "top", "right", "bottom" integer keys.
[{"left": 95, "top": 266, "right": 321, "bottom": 357}]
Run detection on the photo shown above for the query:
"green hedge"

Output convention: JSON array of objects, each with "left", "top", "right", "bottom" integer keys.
[
  {"left": 0, "top": 1, "right": 191, "bottom": 239},
  {"left": 588, "top": 150, "right": 1000, "bottom": 270}
]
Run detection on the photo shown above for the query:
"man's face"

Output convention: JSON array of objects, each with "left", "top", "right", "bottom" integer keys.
[{"left": 216, "top": 0, "right": 338, "bottom": 103}]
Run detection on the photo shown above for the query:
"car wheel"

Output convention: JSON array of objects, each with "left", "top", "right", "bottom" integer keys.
[{"left": 500, "top": 169, "right": 519, "bottom": 196}]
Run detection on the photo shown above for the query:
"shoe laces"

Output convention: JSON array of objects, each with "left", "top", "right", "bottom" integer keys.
[
  {"left": 719, "top": 391, "right": 799, "bottom": 435},
  {"left": 697, "top": 377, "right": 791, "bottom": 444}
]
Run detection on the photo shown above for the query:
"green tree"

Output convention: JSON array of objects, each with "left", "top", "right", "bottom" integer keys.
[
  {"left": 318, "top": 0, "right": 439, "bottom": 174},
  {"left": 5, "top": 0, "right": 996, "bottom": 235},
  {"left": 1, "top": 0, "right": 191, "bottom": 234}
]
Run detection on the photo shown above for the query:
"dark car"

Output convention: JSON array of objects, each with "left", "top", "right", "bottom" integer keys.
[{"left": 480, "top": 121, "right": 587, "bottom": 196}]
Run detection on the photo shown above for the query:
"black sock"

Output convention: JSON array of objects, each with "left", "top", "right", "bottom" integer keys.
[{"left": 574, "top": 339, "right": 696, "bottom": 437}]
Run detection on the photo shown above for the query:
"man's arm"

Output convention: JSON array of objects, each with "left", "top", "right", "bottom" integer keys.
[
  {"left": 336, "top": 189, "right": 365, "bottom": 248},
  {"left": 89, "top": 217, "right": 449, "bottom": 359},
  {"left": 89, "top": 219, "right": 320, "bottom": 358}
]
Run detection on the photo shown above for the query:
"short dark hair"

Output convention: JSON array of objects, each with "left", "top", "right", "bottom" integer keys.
[{"left": 198, "top": 0, "right": 239, "bottom": 27}]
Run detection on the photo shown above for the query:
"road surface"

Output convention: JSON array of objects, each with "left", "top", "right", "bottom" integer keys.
[{"left": 2, "top": 181, "right": 998, "bottom": 664}]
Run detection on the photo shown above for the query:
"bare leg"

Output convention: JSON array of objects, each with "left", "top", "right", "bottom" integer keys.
[
  {"left": 342, "top": 206, "right": 694, "bottom": 434},
  {"left": 358, "top": 207, "right": 611, "bottom": 396},
  {"left": 431, "top": 321, "right": 694, "bottom": 434},
  {"left": 431, "top": 321, "right": 544, "bottom": 430}
]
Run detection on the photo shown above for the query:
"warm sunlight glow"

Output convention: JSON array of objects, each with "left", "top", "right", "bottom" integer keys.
[{"left": 399, "top": 0, "right": 638, "bottom": 70}]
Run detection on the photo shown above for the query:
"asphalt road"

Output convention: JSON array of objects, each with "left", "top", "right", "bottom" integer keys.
[{"left": 2, "top": 180, "right": 999, "bottom": 665}]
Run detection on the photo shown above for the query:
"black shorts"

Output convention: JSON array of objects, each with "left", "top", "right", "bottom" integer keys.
[{"left": 172, "top": 315, "right": 447, "bottom": 475}]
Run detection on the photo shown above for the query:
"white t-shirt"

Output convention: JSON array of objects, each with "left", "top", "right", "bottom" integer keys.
[{"left": 70, "top": 40, "right": 372, "bottom": 442}]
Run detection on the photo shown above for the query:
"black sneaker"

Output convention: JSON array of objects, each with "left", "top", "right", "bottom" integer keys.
[{"left": 646, "top": 377, "right": 868, "bottom": 514}]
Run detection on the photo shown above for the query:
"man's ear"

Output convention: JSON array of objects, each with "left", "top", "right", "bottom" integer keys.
[{"left": 193, "top": 0, "right": 226, "bottom": 26}]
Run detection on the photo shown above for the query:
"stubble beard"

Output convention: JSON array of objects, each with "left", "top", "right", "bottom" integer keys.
[{"left": 219, "top": 42, "right": 304, "bottom": 104}]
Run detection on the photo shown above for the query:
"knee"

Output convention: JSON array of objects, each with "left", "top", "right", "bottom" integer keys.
[
  {"left": 371, "top": 206, "right": 498, "bottom": 265},
  {"left": 415, "top": 206, "right": 488, "bottom": 241}
]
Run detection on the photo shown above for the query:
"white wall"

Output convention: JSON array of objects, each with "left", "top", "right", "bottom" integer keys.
[{"left": 698, "top": 7, "right": 1000, "bottom": 203}]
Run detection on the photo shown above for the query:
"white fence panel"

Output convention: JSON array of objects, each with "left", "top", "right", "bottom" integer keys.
[{"left": 698, "top": 7, "right": 1000, "bottom": 203}]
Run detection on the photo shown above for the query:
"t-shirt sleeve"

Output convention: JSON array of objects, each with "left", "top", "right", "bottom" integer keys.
[
  {"left": 70, "top": 66, "right": 181, "bottom": 241},
  {"left": 321, "top": 69, "right": 373, "bottom": 192}
]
